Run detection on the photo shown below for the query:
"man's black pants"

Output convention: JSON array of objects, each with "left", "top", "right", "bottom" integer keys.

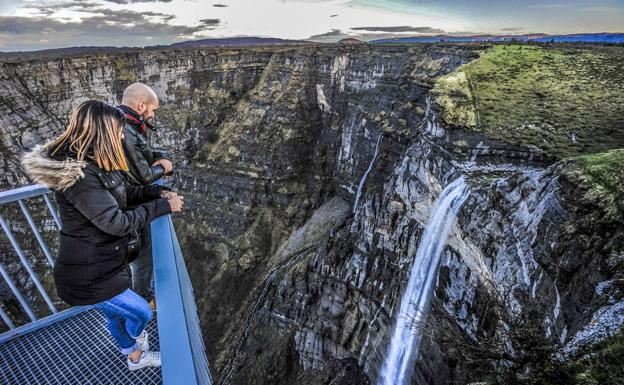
[{"left": 130, "top": 223, "right": 153, "bottom": 301}]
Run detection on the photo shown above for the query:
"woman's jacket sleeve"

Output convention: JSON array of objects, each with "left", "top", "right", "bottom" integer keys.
[
  {"left": 125, "top": 183, "right": 169, "bottom": 206},
  {"left": 63, "top": 168, "right": 171, "bottom": 237}
]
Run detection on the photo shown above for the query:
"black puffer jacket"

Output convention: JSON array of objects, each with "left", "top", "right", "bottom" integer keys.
[
  {"left": 118, "top": 105, "right": 169, "bottom": 186},
  {"left": 21, "top": 144, "right": 171, "bottom": 305}
]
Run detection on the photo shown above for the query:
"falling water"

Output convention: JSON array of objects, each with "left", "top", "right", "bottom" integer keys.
[
  {"left": 377, "top": 177, "right": 469, "bottom": 385},
  {"left": 353, "top": 133, "right": 383, "bottom": 214}
]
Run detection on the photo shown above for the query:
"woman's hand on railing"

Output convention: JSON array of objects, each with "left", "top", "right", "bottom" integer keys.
[
  {"left": 160, "top": 190, "right": 177, "bottom": 199},
  {"left": 167, "top": 195, "right": 184, "bottom": 212}
]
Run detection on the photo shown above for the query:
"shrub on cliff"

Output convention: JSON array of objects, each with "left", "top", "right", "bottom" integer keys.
[{"left": 563, "top": 148, "right": 624, "bottom": 220}]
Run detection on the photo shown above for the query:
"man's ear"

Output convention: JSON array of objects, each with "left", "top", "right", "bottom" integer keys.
[{"left": 136, "top": 101, "right": 146, "bottom": 114}]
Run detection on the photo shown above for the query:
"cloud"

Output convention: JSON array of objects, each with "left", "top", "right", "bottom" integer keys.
[
  {"left": 350, "top": 26, "right": 444, "bottom": 33},
  {"left": 1, "top": 1, "right": 225, "bottom": 51},
  {"left": 199, "top": 18, "right": 220, "bottom": 25},
  {"left": 306, "top": 29, "right": 400, "bottom": 43},
  {"left": 25, "top": 1, "right": 99, "bottom": 15},
  {"left": 74, "top": 7, "right": 177, "bottom": 22},
  {"left": 306, "top": 26, "right": 491, "bottom": 43},
  {"left": 330, "top": 14, "right": 338, "bottom": 17},
  {"left": 307, "top": 29, "right": 348, "bottom": 40},
  {"left": 0, "top": 12, "right": 214, "bottom": 51},
  {"left": 501, "top": 27, "right": 523, "bottom": 32},
  {"left": 213, "top": 3, "right": 228, "bottom": 7},
  {"left": 28, "top": 0, "right": 173, "bottom": 9},
  {"left": 102, "top": 0, "right": 173, "bottom": 3},
  {"left": 199, "top": 18, "right": 220, "bottom": 29}
]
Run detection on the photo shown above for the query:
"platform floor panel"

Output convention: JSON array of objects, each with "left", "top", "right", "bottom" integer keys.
[{"left": 0, "top": 308, "right": 162, "bottom": 385}]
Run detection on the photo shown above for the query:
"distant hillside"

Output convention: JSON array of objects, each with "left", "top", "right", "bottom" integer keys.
[
  {"left": 169, "top": 37, "right": 310, "bottom": 47},
  {"left": 336, "top": 38, "right": 367, "bottom": 44},
  {"left": 3, "top": 33, "right": 621, "bottom": 61},
  {"left": 532, "top": 33, "right": 624, "bottom": 43},
  {"left": 0, "top": 46, "right": 133, "bottom": 60},
  {"left": 371, "top": 33, "right": 624, "bottom": 44},
  {"left": 0, "top": 37, "right": 312, "bottom": 60}
]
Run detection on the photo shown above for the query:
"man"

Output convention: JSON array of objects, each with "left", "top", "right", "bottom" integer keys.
[{"left": 118, "top": 82, "right": 174, "bottom": 309}]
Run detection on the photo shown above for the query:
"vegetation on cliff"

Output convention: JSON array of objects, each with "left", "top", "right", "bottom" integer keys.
[
  {"left": 432, "top": 44, "right": 624, "bottom": 159},
  {"left": 491, "top": 330, "right": 624, "bottom": 385},
  {"left": 562, "top": 330, "right": 624, "bottom": 385},
  {"left": 564, "top": 148, "right": 624, "bottom": 219}
]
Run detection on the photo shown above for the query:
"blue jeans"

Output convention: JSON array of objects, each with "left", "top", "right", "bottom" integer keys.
[{"left": 94, "top": 288, "right": 152, "bottom": 355}]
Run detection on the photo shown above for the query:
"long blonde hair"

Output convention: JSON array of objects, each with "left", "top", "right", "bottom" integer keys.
[{"left": 48, "top": 100, "right": 129, "bottom": 172}]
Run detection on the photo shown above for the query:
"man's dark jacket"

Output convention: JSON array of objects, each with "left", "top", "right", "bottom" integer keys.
[
  {"left": 21, "top": 144, "right": 171, "bottom": 305},
  {"left": 118, "top": 104, "right": 168, "bottom": 186}
]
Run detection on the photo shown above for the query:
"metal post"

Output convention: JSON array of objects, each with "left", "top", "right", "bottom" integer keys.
[
  {"left": 0, "top": 305, "right": 15, "bottom": 330},
  {"left": 43, "top": 194, "right": 61, "bottom": 230},
  {"left": 18, "top": 200, "right": 55, "bottom": 268},
  {"left": 0, "top": 262, "right": 36, "bottom": 322},
  {"left": 0, "top": 214, "right": 57, "bottom": 314}
]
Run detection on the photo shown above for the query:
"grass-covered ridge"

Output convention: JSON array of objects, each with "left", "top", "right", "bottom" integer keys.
[
  {"left": 432, "top": 44, "right": 624, "bottom": 159},
  {"left": 564, "top": 148, "right": 624, "bottom": 218}
]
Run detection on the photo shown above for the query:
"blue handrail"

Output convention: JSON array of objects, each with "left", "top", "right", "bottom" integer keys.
[
  {"left": 0, "top": 183, "right": 212, "bottom": 384},
  {"left": 0, "top": 185, "right": 50, "bottom": 205},
  {"left": 152, "top": 214, "right": 212, "bottom": 385}
]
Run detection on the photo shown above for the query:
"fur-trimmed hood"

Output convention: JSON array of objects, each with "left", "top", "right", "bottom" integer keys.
[{"left": 21, "top": 143, "right": 87, "bottom": 191}]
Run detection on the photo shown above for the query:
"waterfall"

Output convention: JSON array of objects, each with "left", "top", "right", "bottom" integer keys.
[
  {"left": 353, "top": 133, "right": 383, "bottom": 214},
  {"left": 377, "top": 177, "right": 470, "bottom": 385}
]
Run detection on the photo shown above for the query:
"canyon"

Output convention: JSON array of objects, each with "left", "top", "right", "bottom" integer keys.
[{"left": 1, "top": 43, "right": 623, "bottom": 384}]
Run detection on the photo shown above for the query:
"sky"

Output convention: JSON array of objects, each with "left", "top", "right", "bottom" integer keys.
[{"left": 0, "top": 0, "right": 623, "bottom": 51}]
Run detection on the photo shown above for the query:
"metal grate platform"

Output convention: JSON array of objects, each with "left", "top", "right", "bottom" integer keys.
[{"left": 0, "top": 308, "right": 162, "bottom": 385}]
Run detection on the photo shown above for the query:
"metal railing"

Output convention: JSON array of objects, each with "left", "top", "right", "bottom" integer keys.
[
  {"left": 0, "top": 185, "right": 61, "bottom": 327},
  {"left": 0, "top": 184, "right": 212, "bottom": 384},
  {"left": 152, "top": 214, "right": 212, "bottom": 385}
]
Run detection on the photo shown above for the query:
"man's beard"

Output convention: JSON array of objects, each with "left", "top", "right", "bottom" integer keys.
[{"left": 144, "top": 116, "right": 156, "bottom": 130}]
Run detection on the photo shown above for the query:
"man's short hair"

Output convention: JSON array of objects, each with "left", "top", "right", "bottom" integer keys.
[{"left": 122, "top": 83, "right": 158, "bottom": 106}]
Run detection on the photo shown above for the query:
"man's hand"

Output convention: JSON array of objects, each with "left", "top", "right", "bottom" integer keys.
[
  {"left": 152, "top": 158, "right": 173, "bottom": 174},
  {"left": 167, "top": 195, "right": 184, "bottom": 212},
  {"left": 160, "top": 190, "right": 178, "bottom": 199}
]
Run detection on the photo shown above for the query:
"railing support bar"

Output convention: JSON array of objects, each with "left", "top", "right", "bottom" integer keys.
[
  {"left": 17, "top": 199, "right": 55, "bottom": 268},
  {"left": 43, "top": 194, "right": 62, "bottom": 230},
  {"left": 0, "top": 305, "right": 15, "bottom": 330},
  {"left": 0, "top": 214, "right": 57, "bottom": 314},
  {"left": 0, "top": 262, "right": 37, "bottom": 322}
]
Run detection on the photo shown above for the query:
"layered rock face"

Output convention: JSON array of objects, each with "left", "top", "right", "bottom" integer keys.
[{"left": 1, "top": 44, "right": 621, "bottom": 384}]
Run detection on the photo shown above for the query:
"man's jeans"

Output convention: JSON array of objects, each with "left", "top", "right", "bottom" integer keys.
[
  {"left": 130, "top": 224, "right": 153, "bottom": 301},
  {"left": 94, "top": 289, "right": 152, "bottom": 354}
]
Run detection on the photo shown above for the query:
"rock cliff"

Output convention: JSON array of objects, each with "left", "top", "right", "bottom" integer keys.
[{"left": 1, "top": 43, "right": 622, "bottom": 384}]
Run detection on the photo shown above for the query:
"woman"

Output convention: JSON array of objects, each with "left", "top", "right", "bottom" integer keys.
[{"left": 21, "top": 100, "right": 184, "bottom": 370}]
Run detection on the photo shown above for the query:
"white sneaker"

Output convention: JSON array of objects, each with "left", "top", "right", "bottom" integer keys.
[
  {"left": 136, "top": 330, "right": 149, "bottom": 352},
  {"left": 127, "top": 351, "right": 161, "bottom": 370}
]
